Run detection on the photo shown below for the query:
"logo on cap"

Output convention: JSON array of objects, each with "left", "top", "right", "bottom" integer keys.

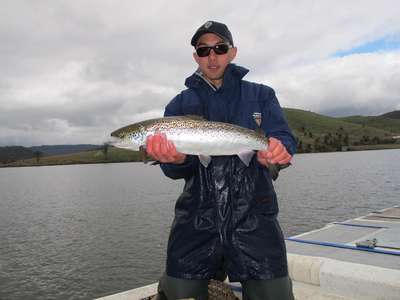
[{"left": 204, "top": 21, "right": 213, "bottom": 29}]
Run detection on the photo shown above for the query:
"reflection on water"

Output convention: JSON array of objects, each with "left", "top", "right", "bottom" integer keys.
[{"left": 0, "top": 149, "right": 399, "bottom": 299}]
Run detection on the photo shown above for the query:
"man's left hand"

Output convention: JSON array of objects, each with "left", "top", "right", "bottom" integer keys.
[{"left": 257, "top": 137, "right": 292, "bottom": 167}]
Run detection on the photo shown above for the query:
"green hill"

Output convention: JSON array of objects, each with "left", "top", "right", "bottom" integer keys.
[
  {"left": 380, "top": 111, "right": 400, "bottom": 119},
  {"left": 338, "top": 113, "right": 400, "bottom": 134},
  {"left": 0, "top": 146, "right": 36, "bottom": 163},
  {"left": 30, "top": 144, "right": 100, "bottom": 156},
  {"left": 283, "top": 108, "right": 400, "bottom": 153},
  {"left": 1, "top": 147, "right": 142, "bottom": 167}
]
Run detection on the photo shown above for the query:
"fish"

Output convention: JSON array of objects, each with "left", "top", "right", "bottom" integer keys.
[{"left": 109, "top": 116, "right": 289, "bottom": 180}]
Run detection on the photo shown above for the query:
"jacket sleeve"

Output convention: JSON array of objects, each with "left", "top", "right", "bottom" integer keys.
[
  {"left": 262, "top": 87, "right": 297, "bottom": 156},
  {"left": 159, "top": 93, "right": 199, "bottom": 180}
]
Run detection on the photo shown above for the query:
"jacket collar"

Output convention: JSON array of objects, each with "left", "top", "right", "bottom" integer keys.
[{"left": 185, "top": 63, "right": 249, "bottom": 91}]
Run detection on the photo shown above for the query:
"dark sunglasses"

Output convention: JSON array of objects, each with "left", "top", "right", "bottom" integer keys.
[{"left": 195, "top": 43, "right": 232, "bottom": 57}]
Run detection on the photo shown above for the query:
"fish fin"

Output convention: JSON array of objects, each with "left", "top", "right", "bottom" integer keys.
[
  {"left": 183, "top": 114, "right": 205, "bottom": 120},
  {"left": 198, "top": 155, "right": 211, "bottom": 168},
  {"left": 269, "top": 163, "right": 291, "bottom": 181},
  {"left": 238, "top": 150, "right": 255, "bottom": 167},
  {"left": 139, "top": 145, "right": 148, "bottom": 164},
  {"left": 255, "top": 127, "right": 265, "bottom": 136}
]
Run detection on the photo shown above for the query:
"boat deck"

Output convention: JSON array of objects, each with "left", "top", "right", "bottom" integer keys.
[
  {"left": 96, "top": 206, "right": 400, "bottom": 300},
  {"left": 287, "top": 206, "right": 400, "bottom": 270},
  {"left": 286, "top": 206, "right": 400, "bottom": 300}
]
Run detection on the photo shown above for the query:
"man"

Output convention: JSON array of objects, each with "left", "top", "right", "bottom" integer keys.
[{"left": 147, "top": 21, "right": 296, "bottom": 300}]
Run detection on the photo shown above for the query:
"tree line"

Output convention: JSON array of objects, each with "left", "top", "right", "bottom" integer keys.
[
  {"left": 296, "top": 126, "right": 396, "bottom": 153},
  {"left": 0, "top": 146, "right": 43, "bottom": 164}
]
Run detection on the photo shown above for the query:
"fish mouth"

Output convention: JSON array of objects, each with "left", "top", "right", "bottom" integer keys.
[
  {"left": 110, "top": 129, "right": 120, "bottom": 137},
  {"left": 106, "top": 136, "right": 138, "bottom": 150}
]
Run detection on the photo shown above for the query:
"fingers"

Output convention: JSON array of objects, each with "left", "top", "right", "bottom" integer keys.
[
  {"left": 257, "top": 150, "right": 269, "bottom": 166},
  {"left": 268, "top": 137, "right": 280, "bottom": 154},
  {"left": 168, "top": 140, "right": 177, "bottom": 154},
  {"left": 167, "top": 141, "right": 186, "bottom": 164},
  {"left": 146, "top": 135, "right": 154, "bottom": 157},
  {"left": 146, "top": 133, "right": 186, "bottom": 164},
  {"left": 269, "top": 137, "right": 292, "bottom": 164},
  {"left": 257, "top": 137, "right": 292, "bottom": 166},
  {"left": 152, "top": 134, "right": 162, "bottom": 158},
  {"left": 158, "top": 134, "right": 169, "bottom": 161},
  {"left": 146, "top": 133, "right": 167, "bottom": 161},
  {"left": 272, "top": 150, "right": 291, "bottom": 164}
]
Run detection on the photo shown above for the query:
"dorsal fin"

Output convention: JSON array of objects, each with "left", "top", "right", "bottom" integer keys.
[
  {"left": 183, "top": 115, "right": 205, "bottom": 120},
  {"left": 255, "top": 127, "right": 265, "bottom": 135}
]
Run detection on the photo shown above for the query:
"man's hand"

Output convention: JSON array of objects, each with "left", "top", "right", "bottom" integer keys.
[
  {"left": 257, "top": 137, "right": 292, "bottom": 167},
  {"left": 146, "top": 132, "right": 186, "bottom": 164}
]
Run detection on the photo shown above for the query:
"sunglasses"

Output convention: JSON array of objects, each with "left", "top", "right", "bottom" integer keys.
[{"left": 195, "top": 43, "right": 232, "bottom": 57}]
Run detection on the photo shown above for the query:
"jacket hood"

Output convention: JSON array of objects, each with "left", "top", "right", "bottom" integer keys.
[{"left": 185, "top": 63, "right": 249, "bottom": 90}]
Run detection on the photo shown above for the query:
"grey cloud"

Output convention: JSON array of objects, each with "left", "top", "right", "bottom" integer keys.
[
  {"left": 267, "top": 52, "right": 400, "bottom": 116},
  {"left": 1, "top": 1, "right": 400, "bottom": 146},
  {"left": 320, "top": 106, "right": 389, "bottom": 118},
  {"left": 0, "top": 83, "right": 175, "bottom": 146}
]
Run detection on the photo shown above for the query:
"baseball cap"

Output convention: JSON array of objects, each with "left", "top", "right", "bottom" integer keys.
[{"left": 191, "top": 21, "right": 234, "bottom": 47}]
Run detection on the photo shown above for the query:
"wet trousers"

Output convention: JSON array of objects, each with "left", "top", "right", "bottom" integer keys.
[{"left": 156, "top": 273, "right": 295, "bottom": 300}]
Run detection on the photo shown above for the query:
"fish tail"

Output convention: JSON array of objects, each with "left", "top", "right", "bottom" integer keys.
[{"left": 269, "top": 163, "right": 291, "bottom": 181}]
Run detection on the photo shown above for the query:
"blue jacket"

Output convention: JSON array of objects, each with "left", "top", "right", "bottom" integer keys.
[{"left": 160, "top": 64, "right": 296, "bottom": 281}]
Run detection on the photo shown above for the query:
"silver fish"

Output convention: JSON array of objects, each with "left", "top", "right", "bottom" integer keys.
[{"left": 110, "top": 116, "right": 268, "bottom": 168}]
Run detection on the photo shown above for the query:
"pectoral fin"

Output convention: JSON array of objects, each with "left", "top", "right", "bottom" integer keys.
[
  {"left": 198, "top": 155, "right": 212, "bottom": 168},
  {"left": 238, "top": 151, "right": 255, "bottom": 167},
  {"left": 139, "top": 145, "right": 148, "bottom": 164}
]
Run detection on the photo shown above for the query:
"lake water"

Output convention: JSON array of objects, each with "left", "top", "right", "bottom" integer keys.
[{"left": 0, "top": 150, "right": 399, "bottom": 300}]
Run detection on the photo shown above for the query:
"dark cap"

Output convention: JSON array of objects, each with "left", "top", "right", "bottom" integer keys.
[{"left": 191, "top": 21, "right": 234, "bottom": 47}]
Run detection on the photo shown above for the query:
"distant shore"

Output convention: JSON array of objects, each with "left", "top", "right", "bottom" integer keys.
[
  {"left": 1, "top": 144, "right": 400, "bottom": 168},
  {"left": 0, "top": 147, "right": 141, "bottom": 168}
]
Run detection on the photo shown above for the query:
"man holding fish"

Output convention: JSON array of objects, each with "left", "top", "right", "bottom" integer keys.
[{"left": 148, "top": 21, "right": 296, "bottom": 300}]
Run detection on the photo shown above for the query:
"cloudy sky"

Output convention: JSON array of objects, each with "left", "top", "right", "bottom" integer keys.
[{"left": 1, "top": 1, "right": 400, "bottom": 146}]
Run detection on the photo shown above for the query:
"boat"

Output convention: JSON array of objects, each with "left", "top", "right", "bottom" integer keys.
[{"left": 96, "top": 206, "right": 400, "bottom": 300}]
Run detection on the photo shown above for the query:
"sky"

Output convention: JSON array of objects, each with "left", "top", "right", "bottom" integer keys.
[{"left": 1, "top": 1, "right": 400, "bottom": 146}]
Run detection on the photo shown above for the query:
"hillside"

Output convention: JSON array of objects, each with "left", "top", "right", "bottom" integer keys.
[
  {"left": 0, "top": 146, "right": 35, "bottom": 163},
  {"left": 2, "top": 147, "right": 142, "bottom": 167},
  {"left": 338, "top": 111, "right": 400, "bottom": 134},
  {"left": 380, "top": 110, "right": 400, "bottom": 119},
  {"left": 283, "top": 108, "right": 400, "bottom": 153},
  {"left": 0, "top": 144, "right": 101, "bottom": 164},
  {"left": 30, "top": 144, "right": 101, "bottom": 156}
]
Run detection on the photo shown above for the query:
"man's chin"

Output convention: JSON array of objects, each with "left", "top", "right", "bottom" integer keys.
[{"left": 205, "top": 73, "right": 223, "bottom": 81}]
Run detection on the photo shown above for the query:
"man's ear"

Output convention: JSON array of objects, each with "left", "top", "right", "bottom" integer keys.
[
  {"left": 229, "top": 47, "right": 237, "bottom": 62},
  {"left": 193, "top": 52, "right": 200, "bottom": 64}
]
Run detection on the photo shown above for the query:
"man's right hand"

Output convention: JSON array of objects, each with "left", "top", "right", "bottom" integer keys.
[{"left": 146, "top": 133, "right": 186, "bottom": 164}]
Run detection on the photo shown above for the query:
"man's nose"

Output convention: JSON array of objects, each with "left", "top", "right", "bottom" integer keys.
[{"left": 208, "top": 49, "right": 217, "bottom": 60}]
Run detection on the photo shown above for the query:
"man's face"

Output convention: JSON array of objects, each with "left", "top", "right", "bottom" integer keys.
[{"left": 193, "top": 33, "right": 237, "bottom": 87}]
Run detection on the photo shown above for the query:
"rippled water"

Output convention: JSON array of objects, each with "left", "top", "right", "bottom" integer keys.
[{"left": 0, "top": 150, "right": 399, "bottom": 299}]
